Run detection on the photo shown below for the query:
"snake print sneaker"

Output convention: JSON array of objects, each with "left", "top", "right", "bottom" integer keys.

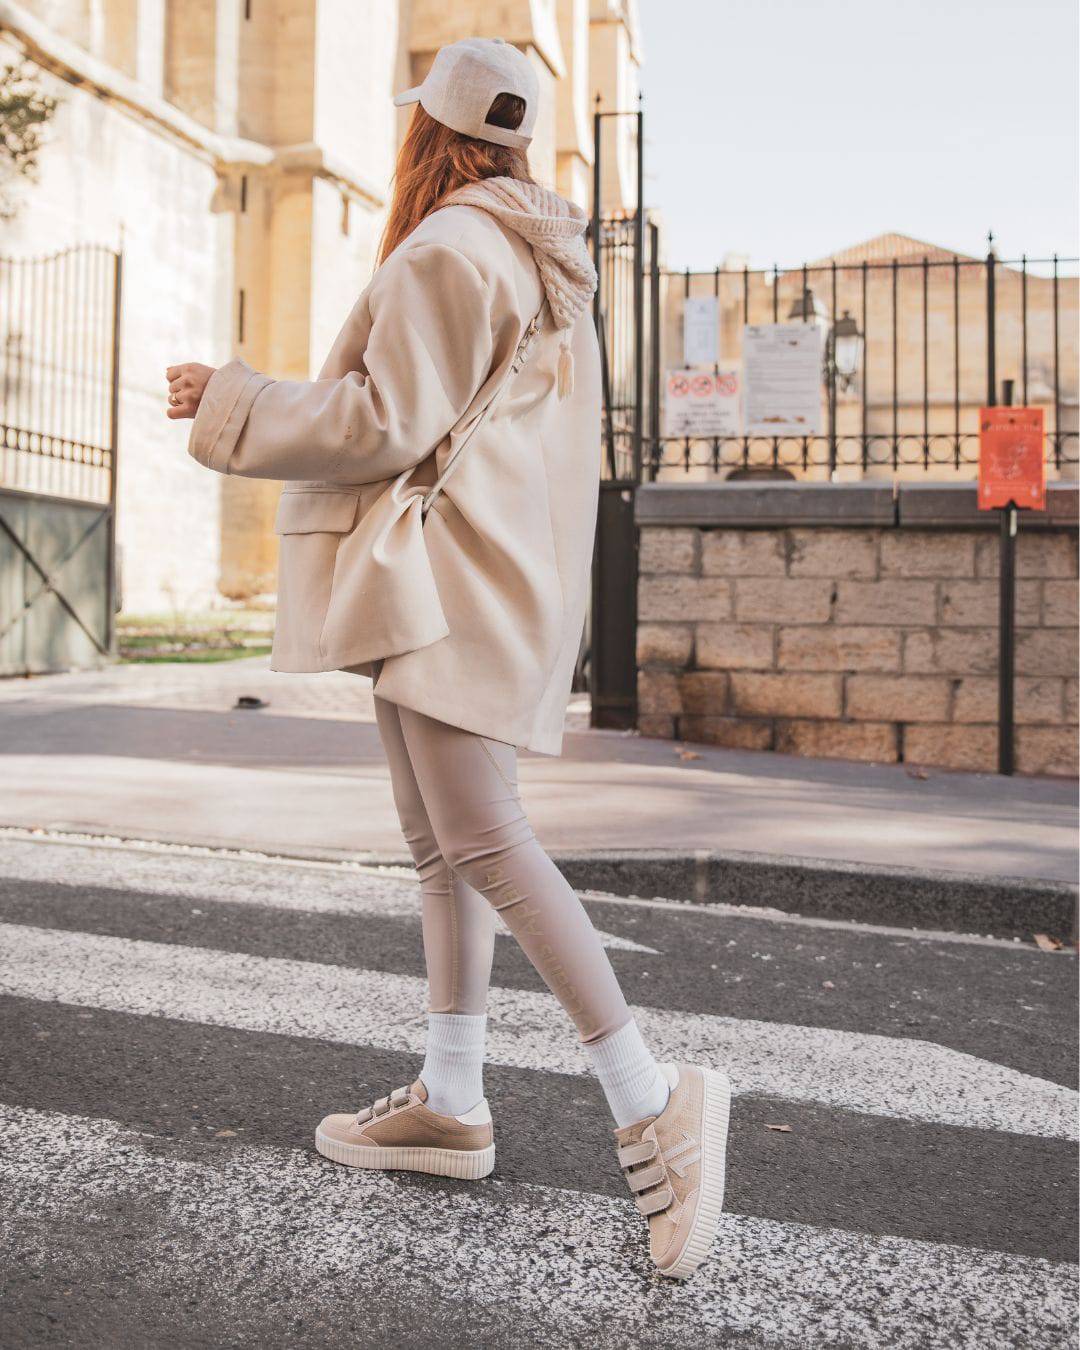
[
  {"left": 615, "top": 1062, "right": 732, "bottom": 1279},
  {"left": 315, "top": 1079, "right": 495, "bottom": 1179}
]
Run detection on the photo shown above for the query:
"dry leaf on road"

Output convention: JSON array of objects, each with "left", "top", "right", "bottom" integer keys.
[
  {"left": 1033, "top": 933, "right": 1063, "bottom": 952},
  {"left": 765, "top": 1124, "right": 793, "bottom": 1133}
]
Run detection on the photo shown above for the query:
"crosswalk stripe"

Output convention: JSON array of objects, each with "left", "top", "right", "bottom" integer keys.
[
  {"left": 0, "top": 837, "right": 659, "bottom": 953},
  {"left": 1, "top": 921, "right": 1073, "bottom": 1140},
  {"left": 0, "top": 1102, "right": 1073, "bottom": 1349}
]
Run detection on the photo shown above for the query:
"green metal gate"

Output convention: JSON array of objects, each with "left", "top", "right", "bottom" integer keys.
[{"left": 0, "top": 243, "right": 122, "bottom": 675}]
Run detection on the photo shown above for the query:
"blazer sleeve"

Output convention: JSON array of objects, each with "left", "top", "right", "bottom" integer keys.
[{"left": 187, "top": 242, "right": 496, "bottom": 483}]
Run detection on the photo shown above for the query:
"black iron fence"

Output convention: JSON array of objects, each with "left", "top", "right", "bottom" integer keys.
[
  {"left": 1, "top": 243, "right": 120, "bottom": 503},
  {"left": 0, "top": 243, "right": 122, "bottom": 673},
  {"left": 595, "top": 221, "right": 1079, "bottom": 484},
  {"left": 594, "top": 212, "right": 657, "bottom": 484}
]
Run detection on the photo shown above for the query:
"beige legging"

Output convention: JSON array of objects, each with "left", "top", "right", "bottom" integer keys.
[{"left": 372, "top": 692, "right": 631, "bottom": 1045}]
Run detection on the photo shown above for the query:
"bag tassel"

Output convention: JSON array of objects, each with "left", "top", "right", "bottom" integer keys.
[{"left": 557, "top": 338, "right": 575, "bottom": 400}]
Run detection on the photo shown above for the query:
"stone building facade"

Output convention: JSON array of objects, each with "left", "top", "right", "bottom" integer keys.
[
  {"left": 0, "top": 0, "right": 642, "bottom": 612},
  {"left": 636, "top": 482, "right": 1079, "bottom": 777}
]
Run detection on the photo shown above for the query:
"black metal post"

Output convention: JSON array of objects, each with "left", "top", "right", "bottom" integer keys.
[
  {"left": 861, "top": 260, "right": 869, "bottom": 473},
  {"left": 1052, "top": 253, "right": 1061, "bottom": 468},
  {"left": 998, "top": 502, "right": 1017, "bottom": 776},
  {"left": 996, "top": 374, "right": 1015, "bottom": 777},
  {"left": 648, "top": 220, "right": 661, "bottom": 481},
  {"left": 827, "top": 260, "right": 837, "bottom": 477},
  {"left": 986, "top": 239, "right": 996, "bottom": 407},
  {"left": 105, "top": 245, "right": 123, "bottom": 653},
  {"left": 632, "top": 97, "right": 644, "bottom": 485},
  {"left": 890, "top": 257, "right": 898, "bottom": 470},
  {"left": 588, "top": 98, "right": 641, "bottom": 733},
  {"left": 826, "top": 330, "right": 837, "bottom": 478},
  {"left": 591, "top": 98, "right": 601, "bottom": 337}
]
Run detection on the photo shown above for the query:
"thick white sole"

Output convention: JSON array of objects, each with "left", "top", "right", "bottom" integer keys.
[
  {"left": 314, "top": 1129, "right": 495, "bottom": 1179},
  {"left": 658, "top": 1067, "right": 732, "bottom": 1280}
]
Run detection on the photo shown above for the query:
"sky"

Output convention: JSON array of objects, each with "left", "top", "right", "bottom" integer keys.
[{"left": 636, "top": 0, "right": 1079, "bottom": 274}]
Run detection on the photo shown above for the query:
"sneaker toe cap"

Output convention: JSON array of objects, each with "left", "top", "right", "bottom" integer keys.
[{"left": 317, "top": 1112, "right": 362, "bottom": 1146}]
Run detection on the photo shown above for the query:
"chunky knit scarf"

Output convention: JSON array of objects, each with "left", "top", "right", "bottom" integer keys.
[{"left": 443, "top": 176, "right": 597, "bottom": 398}]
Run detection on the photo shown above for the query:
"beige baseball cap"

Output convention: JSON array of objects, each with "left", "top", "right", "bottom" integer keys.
[{"left": 393, "top": 38, "right": 538, "bottom": 149}]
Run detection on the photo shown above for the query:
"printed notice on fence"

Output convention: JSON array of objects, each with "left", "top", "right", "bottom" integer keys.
[
  {"left": 683, "top": 296, "right": 719, "bottom": 366},
  {"left": 664, "top": 369, "right": 741, "bottom": 439},
  {"left": 743, "top": 323, "right": 823, "bottom": 436}
]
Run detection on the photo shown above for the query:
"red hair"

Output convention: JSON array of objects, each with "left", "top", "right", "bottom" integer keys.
[{"left": 378, "top": 95, "right": 533, "bottom": 265}]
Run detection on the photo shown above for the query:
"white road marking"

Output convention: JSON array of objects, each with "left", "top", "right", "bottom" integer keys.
[
  {"left": 0, "top": 1103, "right": 1073, "bottom": 1350},
  {"left": 0, "top": 835, "right": 659, "bottom": 954},
  {"left": 0, "top": 922, "right": 1074, "bottom": 1140}
]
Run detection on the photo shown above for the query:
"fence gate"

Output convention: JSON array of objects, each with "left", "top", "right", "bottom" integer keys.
[
  {"left": 0, "top": 244, "right": 122, "bottom": 676},
  {"left": 586, "top": 101, "right": 651, "bottom": 730}
]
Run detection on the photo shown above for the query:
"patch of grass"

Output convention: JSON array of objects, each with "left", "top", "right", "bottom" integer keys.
[
  {"left": 127, "top": 646, "right": 272, "bottom": 664},
  {"left": 117, "top": 609, "right": 275, "bottom": 664}
]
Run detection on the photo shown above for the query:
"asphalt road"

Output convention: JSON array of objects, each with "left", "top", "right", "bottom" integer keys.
[{"left": 0, "top": 830, "right": 1076, "bottom": 1349}]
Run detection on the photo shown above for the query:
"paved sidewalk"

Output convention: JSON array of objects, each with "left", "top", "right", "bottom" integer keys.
[{"left": 0, "top": 659, "right": 1074, "bottom": 889}]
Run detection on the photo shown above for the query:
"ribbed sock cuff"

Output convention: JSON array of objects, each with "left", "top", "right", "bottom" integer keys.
[
  {"left": 585, "top": 1019, "right": 670, "bottom": 1128},
  {"left": 419, "top": 1013, "right": 486, "bottom": 1117}
]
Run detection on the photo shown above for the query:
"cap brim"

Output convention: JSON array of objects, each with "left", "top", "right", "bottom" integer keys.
[{"left": 392, "top": 86, "right": 422, "bottom": 107}]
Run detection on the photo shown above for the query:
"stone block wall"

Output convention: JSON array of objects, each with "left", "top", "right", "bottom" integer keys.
[{"left": 635, "top": 484, "right": 1079, "bottom": 776}]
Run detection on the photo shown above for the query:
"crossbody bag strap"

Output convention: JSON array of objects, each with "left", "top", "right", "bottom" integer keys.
[{"left": 421, "top": 299, "right": 550, "bottom": 519}]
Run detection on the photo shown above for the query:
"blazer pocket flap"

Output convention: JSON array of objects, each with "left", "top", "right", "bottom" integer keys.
[{"left": 274, "top": 489, "right": 361, "bottom": 536}]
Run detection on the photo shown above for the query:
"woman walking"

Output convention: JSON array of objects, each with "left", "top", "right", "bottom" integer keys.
[{"left": 166, "top": 37, "right": 730, "bottom": 1280}]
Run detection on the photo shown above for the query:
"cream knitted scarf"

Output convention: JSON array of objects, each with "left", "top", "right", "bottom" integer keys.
[{"left": 443, "top": 176, "right": 597, "bottom": 398}]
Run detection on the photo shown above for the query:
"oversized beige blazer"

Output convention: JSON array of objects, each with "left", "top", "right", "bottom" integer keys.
[{"left": 188, "top": 204, "right": 601, "bottom": 756}]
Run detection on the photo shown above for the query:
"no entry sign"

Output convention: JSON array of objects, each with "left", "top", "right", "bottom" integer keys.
[
  {"left": 978, "top": 407, "right": 1045, "bottom": 510},
  {"left": 664, "top": 368, "right": 740, "bottom": 438}
]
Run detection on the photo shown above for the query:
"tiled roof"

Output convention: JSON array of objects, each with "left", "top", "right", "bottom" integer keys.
[{"left": 808, "top": 233, "right": 978, "bottom": 267}]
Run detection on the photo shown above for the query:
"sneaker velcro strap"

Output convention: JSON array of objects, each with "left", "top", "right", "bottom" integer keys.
[
  {"left": 618, "top": 1139, "right": 658, "bottom": 1168},
  {"left": 355, "top": 1107, "right": 373, "bottom": 1124},
  {"left": 625, "top": 1163, "right": 665, "bottom": 1194},
  {"left": 636, "top": 1185, "right": 674, "bottom": 1216},
  {"left": 389, "top": 1087, "right": 410, "bottom": 1108},
  {"left": 372, "top": 1096, "right": 391, "bottom": 1115}
]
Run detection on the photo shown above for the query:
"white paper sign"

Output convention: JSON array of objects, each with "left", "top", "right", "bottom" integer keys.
[
  {"left": 743, "top": 323, "right": 824, "bottom": 436},
  {"left": 683, "top": 296, "right": 719, "bottom": 366},
  {"left": 664, "top": 368, "right": 741, "bottom": 439}
]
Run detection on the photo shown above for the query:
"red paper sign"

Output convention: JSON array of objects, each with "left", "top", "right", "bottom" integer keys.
[{"left": 978, "top": 407, "right": 1045, "bottom": 510}]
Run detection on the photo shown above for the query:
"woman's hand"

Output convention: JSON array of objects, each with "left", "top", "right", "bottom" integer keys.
[{"left": 165, "top": 362, "right": 216, "bottom": 419}]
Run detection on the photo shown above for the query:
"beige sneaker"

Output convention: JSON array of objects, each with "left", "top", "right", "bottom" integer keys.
[
  {"left": 615, "top": 1062, "right": 731, "bottom": 1279},
  {"left": 315, "top": 1079, "right": 495, "bottom": 1179}
]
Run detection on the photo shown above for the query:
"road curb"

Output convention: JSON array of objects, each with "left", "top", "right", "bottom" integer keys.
[
  {"left": 549, "top": 849, "right": 1079, "bottom": 941},
  {"left": 356, "top": 846, "right": 1076, "bottom": 941},
  {"left": 6, "top": 826, "right": 1076, "bottom": 941}
]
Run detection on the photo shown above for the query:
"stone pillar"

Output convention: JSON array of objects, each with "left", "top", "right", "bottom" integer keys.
[
  {"left": 218, "top": 0, "right": 394, "bottom": 601},
  {"left": 164, "top": 0, "right": 240, "bottom": 130},
  {"left": 555, "top": 0, "right": 591, "bottom": 206},
  {"left": 163, "top": 0, "right": 217, "bottom": 125},
  {"left": 588, "top": 0, "right": 641, "bottom": 212},
  {"left": 217, "top": 0, "right": 316, "bottom": 600},
  {"left": 134, "top": 0, "right": 166, "bottom": 95}
]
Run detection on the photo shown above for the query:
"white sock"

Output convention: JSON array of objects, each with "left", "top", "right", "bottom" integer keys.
[
  {"left": 585, "top": 1019, "right": 671, "bottom": 1128},
  {"left": 419, "top": 1013, "right": 486, "bottom": 1116}
]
